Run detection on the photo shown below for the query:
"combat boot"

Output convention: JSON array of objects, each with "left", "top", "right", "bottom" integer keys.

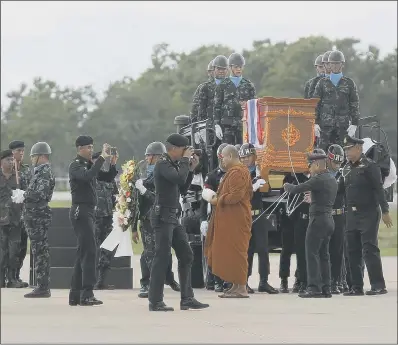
[
  {"left": 291, "top": 278, "right": 301, "bottom": 293},
  {"left": 246, "top": 284, "right": 255, "bottom": 294},
  {"left": 321, "top": 286, "right": 332, "bottom": 298},
  {"left": 180, "top": 297, "right": 209, "bottom": 310},
  {"left": 24, "top": 286, "right": 51, "bottom": 298},
  {"left": 279, "top": 277, "right": 289, "bottom": 293},
  {"left": 214, "top": 282, "right": 224, "bottom": 293},
  {"left": 138, "top": 284, "right": 149, "bottom": 298},
  {"left": 258, "top": 278, "right": 279, "bottom": 294},
  {"left": 298, "top": 282, "right": 307, "bottom": 294},
  {"left": 6, "top": 269, "right": 25, "bottom": 288},
  {"left": 330, "top": 279, "right": 340, "bottom": 294},
  {"left": 94, "top": 267, "right": 115, "bottom": 290},
  {"left": 15, "top": 269, "right": 29, "bottom": 288}
]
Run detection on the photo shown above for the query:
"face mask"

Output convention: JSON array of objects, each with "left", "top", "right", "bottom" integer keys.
[
  {"left": 215, "top": 78, "right": 222, "bottom": 85},
  {"left": 229, "top": 76, "right": 242, "bottom": 87},
  {"left": 146, "top": 164, "right": 155, "bottom": 176},
  {"left": 330, "top": 72, "right": 343, "bottom": 86}
]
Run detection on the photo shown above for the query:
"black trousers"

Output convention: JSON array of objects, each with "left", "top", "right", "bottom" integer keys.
[
  {"left": 329, "top": 214, "right": 345, "bottom": 282},
  {"left": 149, "top": 211, "right": 194, "bottom": 305},
  {"left": 293, "top": 213, "right": 309, "bottom": 284},
  {"left": 279, "top": 214, "right": 299, "bottom": 279},
  {"left": 345, "top": 207, "right": 385, "bottom": 290},
  {"left": 69, "top": 204, "right": 97, "bottom": 299},
  {"left": 306, "top": 214, "right": 334, "bottom": 293},
  {"left": 248, "top": 214, "right": 270, "bottom": 279}
]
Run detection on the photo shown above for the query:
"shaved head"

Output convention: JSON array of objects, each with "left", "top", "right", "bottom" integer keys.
[{"left": 221, "top": 144, "right": 240, "bottom": 169}]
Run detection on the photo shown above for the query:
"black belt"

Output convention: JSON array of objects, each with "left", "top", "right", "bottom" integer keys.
[{"left": 332, "top": 208, "right": 345, "bottom": 215}]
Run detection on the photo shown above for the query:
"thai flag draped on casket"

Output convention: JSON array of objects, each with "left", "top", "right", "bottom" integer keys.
[{"left": 245, "top": 99, "right": 263, "bottom": 148}]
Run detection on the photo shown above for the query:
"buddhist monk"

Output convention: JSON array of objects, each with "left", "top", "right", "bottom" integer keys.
[{"left": 204, "top": 145, "right": 253, "bottom": 298}]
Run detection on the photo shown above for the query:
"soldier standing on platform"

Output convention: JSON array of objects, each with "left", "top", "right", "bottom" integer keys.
[
  {"left": 9, "top": 140, "right": 30, "bottom": 287},
  {"left": 23, "top": 142, "right": 55, "bottom": 298},
  {"left": 304, "top": 54, "right": 325, "bottom": 99},
  {"left": 313, "top": 50, "right": 360, "bottom": 150},
  {"left": 213, "top": 52, "right": 256, "bottom": 145}
]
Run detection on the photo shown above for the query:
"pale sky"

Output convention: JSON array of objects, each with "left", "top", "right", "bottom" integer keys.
[{"left": 1, "top": 1, "right": 397, "bottom": 105}]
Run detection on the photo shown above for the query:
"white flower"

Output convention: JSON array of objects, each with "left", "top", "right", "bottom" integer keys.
[
  {"left": 128, "top": 182, "right": 132, "bottom": 186},
  {"left": 126, "top": 197, "right": 131, "bottom": 202}
]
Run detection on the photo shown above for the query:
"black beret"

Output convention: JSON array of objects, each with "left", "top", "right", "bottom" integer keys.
[
  {"left": 0, "top": 149, "right": 13, "bottom": 160},
  {"left": 166, "top": 133, "right": 189, "bottom": 148},
  {"left": 75, "top": 135, "right": 93, "bottom": 147},
  {"left": 92, "top": 151, "right": 101, "bottom": 160},
  {"left": 343, "top": 135, "right": 364, "bottom": 149},
  {"left": 8, "top": 140, "right": 25, "bottom": 150}
]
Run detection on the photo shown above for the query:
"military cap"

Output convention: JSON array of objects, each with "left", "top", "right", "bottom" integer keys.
[
  {"left": 239, "top": 143, "right": 256, "bottom": 157},
  {"left": 166, "top": 133, "right": 189, "bottom": 148},
  {"left": 92, "top": 151, "right": 102, "bottom": 160},
  {"left": 75, "top": 135, "right": 93, "bottom": 147},
  {"left": 8, "top": 140, "right": 25, "bottom": 150},
  {"left": 307, "top": 148, "right": 327, "bottom": 163},
  {"left": 0, "top": 149, "right": 13, "bottom": 160},
  {"left": 343, "top": 135, "right": 364, "bottom": 149}
]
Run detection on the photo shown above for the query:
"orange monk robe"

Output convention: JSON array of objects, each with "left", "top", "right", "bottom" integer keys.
[{"left": 205, "top": 163, "right": 253, "bottom": 285}]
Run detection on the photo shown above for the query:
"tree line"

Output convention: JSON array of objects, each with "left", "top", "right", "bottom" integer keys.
[{"left": 1, "top": 36, "right": 397, "bottom": 176}]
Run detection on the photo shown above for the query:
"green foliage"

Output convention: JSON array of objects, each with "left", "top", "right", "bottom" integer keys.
[{"left": 1, "top": 37, "right": 397, "bottom": 173}]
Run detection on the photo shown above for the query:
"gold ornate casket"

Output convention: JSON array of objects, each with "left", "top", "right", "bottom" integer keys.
[{"left": 242, "top": 96, "right": 319, "bottom": 192}]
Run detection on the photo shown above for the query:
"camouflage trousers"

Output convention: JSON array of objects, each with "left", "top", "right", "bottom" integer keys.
[
  {"left": 0, "top": 224, "right": 21, "bottom": 272},
  {"left": 318, "top": 125, "right": 348, "bottom": 151},
  {"left": 24, "top": 214, "right": 51, "bottom": 288},
  {"left": 95, "top": 215, "right": 114, "bottom": 270}
]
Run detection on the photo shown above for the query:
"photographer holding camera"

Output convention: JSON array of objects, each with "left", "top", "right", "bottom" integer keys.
[
  {"left": 68, "top": 136, "right": 118, "bottom": 306},
  {"left": 148, "top": 133, "right": 209, "bottom": 312}
]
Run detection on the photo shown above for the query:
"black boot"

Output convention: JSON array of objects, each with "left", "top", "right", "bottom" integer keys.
[
  {"left": 279, "top": 277, "right": 289, "bottom": 293},
  {"left": 258, "top": 278, "right": 279, "bottom": 294},
  {"left": 138, "top": 284, "right": 149, "bottom": 298},
  {"left": 298, "top": 282, "right": 307, "bottom": 294},
  {"left": 291, "top": 278, "right": 301, "bottom": 293},
  {"left": 167, "top": 280, "right": 181, "bottom": 292},
  {"left": 94, "top": 267, "right": 115, "bottom": 290},
  {"left": 6, "top": 269, "right": 24, "bottom": 288},
  {"left": 331, "top": 279, "right": 340, "bottom": 294},
  {"left": 80, "top": 296, "right": 103, "bottom": 306},
  {"left": 15, "top": 268, "right": 29, "bottom": 288},
  {"left": 24, "top": 286, "right": 51, "bottom": 298},
  {"left": 343, "top": 288, "right": 364, "bottom": 296},
  {"left": 246, "top": 284, "right": 255, "bottom": 294},
  {"left": 298, "top": 290, "right": 323, "bottom": 298},
  {"left": 341, "top": 280, "right": 349, "bottom": 293},
  {"left": 180, "top": 297, "right": 209, "bottom": 310},
  {"left": 365, "top": 288, "right": 388, "bottom": 296},
  {"left": 321, "top": 286, "right": 332, "bottom": 298},
  {"left": 149, "top": 301, "right": 174, "bottom": 311}
]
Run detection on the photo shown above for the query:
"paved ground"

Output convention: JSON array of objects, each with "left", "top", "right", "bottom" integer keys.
[{"left": 1, "top": 255, "right": 397, "bottom": 343}]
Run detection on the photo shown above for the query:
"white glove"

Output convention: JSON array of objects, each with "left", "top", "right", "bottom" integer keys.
[
  {"left": 134, "top": 179, "right": 147, "bottom": 195},
  {"left": 314, "top": 124, "right": 321, "bottom": 138},
  {"left": 202, "top": 188, "right": 216, "bottom": 202},
  {"left": 253, "top": 179, "right": 266, "bottom": 192},
  {"left": 347, "top": 125, "right": 357, "bottom": 137},
  {"left": 11, "top": 189, "right": 25, "bottom": 204},
  {"left": 200, "top": 221, "right": 208, "bottom": 236},
  {"left": 215, "top": 124, "right": 223, "bottom": 140}
]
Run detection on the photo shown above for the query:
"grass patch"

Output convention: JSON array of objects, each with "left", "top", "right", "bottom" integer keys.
[{"left": 49, "top": 200, "right": 71, "bottom": 208}]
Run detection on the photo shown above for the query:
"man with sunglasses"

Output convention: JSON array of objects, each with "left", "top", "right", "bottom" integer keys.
[
  {"left": 284, "top": 150, "right": 338, "bottom": 298},
  {"left": 213, "top": 53, "right": 256, "bottom": 145},
  {"left": 313, "top": 50, "right": 360, "bottom": 151}
]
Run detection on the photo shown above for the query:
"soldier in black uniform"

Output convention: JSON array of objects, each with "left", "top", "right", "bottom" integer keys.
[
  {"left": 239, "top": 144, "right": 278, "bottom": 294},
  {"left": 325, "top": 144, "right": 346, "bottom": 294},
  {"left": 304, "top": 54, "right": 325, "bottom": 99},
  {"left": 200, "top": 143, "right": 228, "bottom": 292},
  {"left": 68, "top": 136, "right": 118, "bottom": 306},
  {"left": 213, "top": 52, "right": 256, "bottom": 145},
  {"left": 284, "top": 150, "right": 338, "bottom": 298},
  {"left": 133, "top": 142, "right": 180, "bottom": 298},
  {"left": 341, "top": 135, "right": 392, "bottom": 296},
  {"left": 313, "top": 50, "right": 360, "bottom": 150},
  {"left": 148, "top": 134, "right": 209, "bottom": 311}
]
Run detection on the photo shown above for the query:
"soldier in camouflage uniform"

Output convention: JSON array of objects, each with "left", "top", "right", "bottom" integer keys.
[
  {"left": 190, "top": 60, "right": 215, "bottom": 123},
  {"left": 23, "top": 142, "right": 55, "bottom": 298},
  {"left": 0, "top": 150, "right": 24, "bottom": 288},
  {"left": 313, "top": 50, "right": 360, "bottom": 151},
  {"left": 9, "top": 140, "right": 31, "bottom": 287},
  {"left": 213, "top": 52, "right": 256, "bottom": 145},
  {"left": 304, "top": 54, "right": 325, "bottom": 99},
  {"left": 91, "top": 152, "right": 119, "bottom": 290},
  {"left": 133, "top": 143, "right": 180, "bottom": 298}
]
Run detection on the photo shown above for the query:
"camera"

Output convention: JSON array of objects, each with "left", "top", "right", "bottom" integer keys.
[{"left": 185, "top": 146, "right": 202, "bottom": 156}]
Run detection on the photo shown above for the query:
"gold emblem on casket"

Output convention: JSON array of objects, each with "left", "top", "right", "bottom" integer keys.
[{"left": 281, "top": 123, "right": 300, "bottom": 147}]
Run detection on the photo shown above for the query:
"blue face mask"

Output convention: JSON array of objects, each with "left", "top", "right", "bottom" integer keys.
[
  {"left": 229, "top": 76, "right": 242, "bottom": 87},
  {"left": 248, "top": 165, "right": 256, "bottom": 173},
  {"left": 330, "top": 72, "right": 343, "bottom": 86},
  {"left": 146, "top": 164, "right": 155, "bottom": 176},
  {"left": 215, "top": 78, "right": 222, "bottom": 85}
]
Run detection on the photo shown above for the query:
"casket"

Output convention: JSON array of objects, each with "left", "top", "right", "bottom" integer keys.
[{"left": 242, "top": 96, "right": 319, "bottom": 192}]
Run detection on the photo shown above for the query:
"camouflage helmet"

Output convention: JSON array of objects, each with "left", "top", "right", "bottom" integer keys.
[
  {"left": 145, "top": 142, "right": 166, "bottom": 156},
  {"left": 239, "top": 143, "right": 256, "bottom": 158},
  {"left": 216, "top": 143, "right": 228, "bottom": 157},
  {"left": 327, "top": 144, "right": 345, "bottom": 163},
  {"left": 328, "top": 50, "right": 345, "bottom": 63},
  {"left": 207, "top": 60, "right": 214, "bottom": 71},
  {"left": 322, "top": 51, "right": 332, "bottom": 63},
  {"left": 314, "top": 54, "right": 324, "bottom": 66},
  {"left": 228, "top": 53, "right": 245, "bottom": 67},
  {"left": 213, "top": 55, "right": 228, "bottom": 68},
  {"left": 30, "top": 142, "right": 51, "bottom": 156}
]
